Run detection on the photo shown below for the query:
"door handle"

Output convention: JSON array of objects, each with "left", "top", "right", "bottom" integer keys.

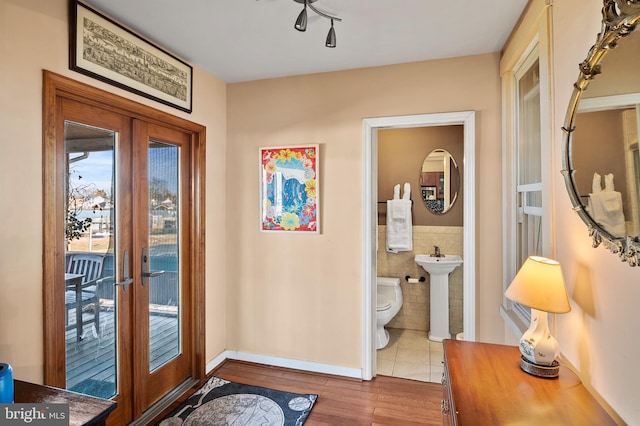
[
  {"left": 113, "top": 250, "right": 133, "bottom": 291},
  {"left": 142, "top": 247, "right": 165, "bottom": 286}
]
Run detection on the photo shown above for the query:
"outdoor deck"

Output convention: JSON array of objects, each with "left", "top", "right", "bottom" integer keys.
[{"left": 66, "top": 307, "right": 178, "bottom": 399}]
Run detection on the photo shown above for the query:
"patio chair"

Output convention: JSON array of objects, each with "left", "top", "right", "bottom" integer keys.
[{"left": 65, "top": 253, "right": 105, "bottom": 341}]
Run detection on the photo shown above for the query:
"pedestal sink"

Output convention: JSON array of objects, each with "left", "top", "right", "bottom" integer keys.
[{"left": 415, "top": 254, "right": 463, "bottom": 342}]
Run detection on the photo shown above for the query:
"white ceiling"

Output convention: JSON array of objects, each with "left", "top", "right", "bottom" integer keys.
[{"left": 83, "top": 0, "right": 529, "bottom": 83}]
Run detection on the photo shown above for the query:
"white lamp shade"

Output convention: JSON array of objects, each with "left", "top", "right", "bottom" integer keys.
[{"left": 505, "top": 256, "right": 571, "bottom": 314}]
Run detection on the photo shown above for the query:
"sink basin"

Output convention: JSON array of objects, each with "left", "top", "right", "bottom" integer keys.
[
  {"left": 415, "top": 254, "right": 463, "bottom": 275},
  {"left": 415, "top": 254, "right": 463, "bottom": 342}
]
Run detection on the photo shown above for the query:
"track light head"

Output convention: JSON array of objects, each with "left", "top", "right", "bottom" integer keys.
[
  {"left": 325, "top": 19, "right": 336, "bottom": 48},
  {"left": 294, "top": 1, "right": 307, "bottom": 32},
  {"left": 291, "top": 0, "right": 341, "bottom": 47}
]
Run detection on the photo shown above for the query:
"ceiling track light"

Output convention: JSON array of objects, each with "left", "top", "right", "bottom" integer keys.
[
  {"left": 326, "top": 19, "right": 336, "bottom": 48},
  {"left": 292, "top": 0, "right": 341, "bottom": 48}
]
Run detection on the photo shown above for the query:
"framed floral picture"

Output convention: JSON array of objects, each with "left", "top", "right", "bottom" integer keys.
[{"left": 260, "top": 145, "right": 319, "bottom": 233}]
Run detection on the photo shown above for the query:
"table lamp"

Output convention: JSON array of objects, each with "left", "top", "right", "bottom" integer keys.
[{"left": 504, "top": 256, "right": 571, "bottom": 378}]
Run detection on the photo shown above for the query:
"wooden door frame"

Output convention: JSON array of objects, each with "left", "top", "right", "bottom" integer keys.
[{"left": 42, "top": 70, "right": 205, "bottom": 417}]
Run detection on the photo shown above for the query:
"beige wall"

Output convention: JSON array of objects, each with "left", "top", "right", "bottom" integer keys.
[
  {"left": 582, "top": 27, "right": 640, "bottom": 99},
  {"left": 573, "top": 109, "right": 629, "bottom": 220},
  {"left": 226, "top": 53, "right": 504, "bottom": 368},
  {"left": 0, "top": 0, "right": 227, "bottom": 382},
  {"left": 378, "top": 126, "right": 464, "bottom": 226}
]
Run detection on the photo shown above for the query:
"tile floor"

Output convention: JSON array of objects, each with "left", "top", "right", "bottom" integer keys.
[{"left": 376, "top": 328, "right": 444, "bottom": 383}]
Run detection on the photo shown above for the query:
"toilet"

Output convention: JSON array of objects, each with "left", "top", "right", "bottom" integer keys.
[{"left": 376, "top": 277, "right": 403, "bottom": 349}]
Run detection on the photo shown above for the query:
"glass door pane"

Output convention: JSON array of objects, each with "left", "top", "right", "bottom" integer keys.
[
  {"left": 64, "top": 121, "right": 117, "bottom": 399},
  {"left": 134, "top": 121, "right": 192, "bottom": 413},
  {"left": 147, "top": 141, "right": 180, "bottom": 372}
]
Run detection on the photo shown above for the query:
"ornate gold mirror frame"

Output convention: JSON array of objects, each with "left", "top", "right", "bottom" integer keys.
[{"left": 562, "top": 0, "right": 640, "bottom": 266}]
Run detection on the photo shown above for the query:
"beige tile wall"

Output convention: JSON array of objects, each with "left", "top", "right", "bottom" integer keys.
[{"left": 377, "top": 225, "right": 463, "bottom": 336}]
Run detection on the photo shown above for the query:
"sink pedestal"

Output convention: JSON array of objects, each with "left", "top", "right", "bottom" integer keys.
[
  {"left": 415, "top": 254, "right": 463, "bottom": 343},
  {"left": 429, "top": 273, "right": 451, "bottom": 342}
]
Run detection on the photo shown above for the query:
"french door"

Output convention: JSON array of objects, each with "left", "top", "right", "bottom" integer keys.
[
  {"left": 132, "top": 121, "right": 193, "bottom": 415},
  {"left": 43, "top": 71, "right": 205, "bottom": 425}
]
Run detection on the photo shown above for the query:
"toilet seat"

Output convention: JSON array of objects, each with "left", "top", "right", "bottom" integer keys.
[{"left": 377, "top": 294, "right": 391, "bottom": 311}]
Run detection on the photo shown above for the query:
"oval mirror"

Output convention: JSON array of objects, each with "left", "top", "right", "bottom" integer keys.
[
  {"left": 562, "top": 1, "right": 640, "bottom": 266},
  {"left": 419, "top": 148, "right": 460, "bottom": 214}
]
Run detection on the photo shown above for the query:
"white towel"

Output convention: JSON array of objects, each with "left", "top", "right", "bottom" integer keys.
[
  {"left": 588, "top": 190, "right": 626, "bottom": 235},
  {"left": 391, "top": 200, "right": 408, "bottom": 220},
  {"left": 592, "top": 172, "right": 602, "bottom": 194},
  {"left": 604, "top": 173, "right": 615, "bottom": 191},
  {"left": 386, "top": 199, "right": 413, "bottom": 253},
  {"left": 402, "top": 182, "right": 411, "bottom": 200}
]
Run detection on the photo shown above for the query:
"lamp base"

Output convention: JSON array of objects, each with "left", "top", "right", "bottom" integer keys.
[{"left": 519, "top": 356, "right": 560, "bottom": 378}]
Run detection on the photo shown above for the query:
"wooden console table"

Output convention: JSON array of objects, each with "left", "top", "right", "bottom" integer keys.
[
  {"left": 442, "top": 340, "right": 616, "bottom": 425},
  {"left": 14, "top": 380, "right": 116, "bottom": 426}
]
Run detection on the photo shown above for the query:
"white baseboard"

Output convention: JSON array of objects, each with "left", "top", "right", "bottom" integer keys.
[
  {"left": 205, "top": 350, "right": 362, "bottom": 380},
  {"left": 205, "top": 351, "right": 230, "bottom": 373}
]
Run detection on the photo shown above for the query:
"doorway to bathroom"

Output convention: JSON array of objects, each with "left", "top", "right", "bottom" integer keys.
[{"left": 362, "top": 112, "right": 476, "bottom": 381}]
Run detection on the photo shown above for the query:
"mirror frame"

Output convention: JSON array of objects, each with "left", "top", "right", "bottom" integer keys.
[
  {"left": 561, "top": 0, "right": 640, "bottom": 266},
  {"left": 419, "top": 148, "right": 460, "bottom": 215}
]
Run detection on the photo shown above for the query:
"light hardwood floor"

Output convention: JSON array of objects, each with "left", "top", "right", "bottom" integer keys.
[{"left": 152, "top": 359, "right": 444, "bottom": 425}]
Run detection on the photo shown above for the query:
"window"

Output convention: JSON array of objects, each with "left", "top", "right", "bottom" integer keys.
[
  {"left": 513, "top": 54, "right": 543, "bottom": 322},
  {"left": 500, "top": 3, "right": 553, "bottom": 336}
]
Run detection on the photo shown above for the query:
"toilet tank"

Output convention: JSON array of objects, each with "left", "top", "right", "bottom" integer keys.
[
  {"left": 377, "top": 277, "right": 402, "bottom": 304},
  {"left": 377, "top": 277, "right": 401, "bottom": 288}
]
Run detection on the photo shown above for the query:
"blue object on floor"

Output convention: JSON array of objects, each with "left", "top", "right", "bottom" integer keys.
[{"left": 0, "top": 363, "right": 14, "bottom": 403}]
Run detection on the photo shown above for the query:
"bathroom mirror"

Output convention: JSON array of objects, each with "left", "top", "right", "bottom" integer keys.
[
  {"left": 419, "top": 148, "right": 460, "bottom": 214},
  {"left": 562, "top": 0, "right": 640, "bottom": 266}
]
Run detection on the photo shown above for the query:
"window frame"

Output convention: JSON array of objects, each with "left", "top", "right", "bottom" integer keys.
[{"left": 500, "top": 3, "right": 555, "bottom": 337}]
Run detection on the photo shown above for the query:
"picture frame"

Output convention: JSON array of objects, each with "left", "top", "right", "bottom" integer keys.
[
  {"left": 260, "top": 145, "right": 319, "bottom": 233},
  {"left": 69, "top": 0, "right": 193, "bottom": 113},
  {"left": 422, "top": 186, "right": 437, "bottom": 200}
]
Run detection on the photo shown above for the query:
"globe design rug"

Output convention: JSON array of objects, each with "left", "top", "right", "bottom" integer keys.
[{"left": 158, "top": 376, "right": 318, "bottom": 426}]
